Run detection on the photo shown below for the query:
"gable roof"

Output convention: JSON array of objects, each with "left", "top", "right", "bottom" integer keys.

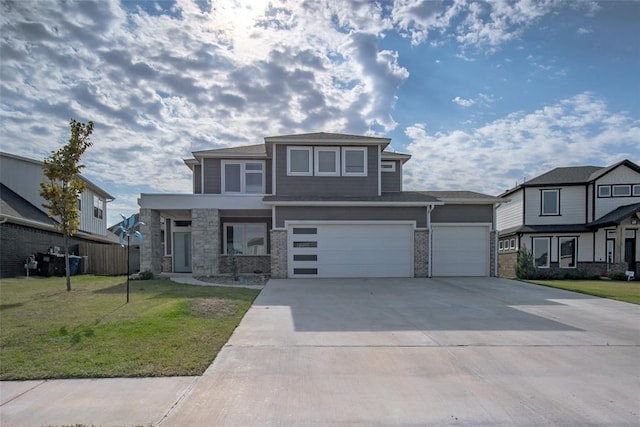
[
  {"left": 500, "top": 159, "right": 640, "bottom": 197},
  {"left": 588, "top": 203, "right": 640, "bottom": 228},
  {"left": 0, "top": 183, "right": 56, "bottom": 225}
]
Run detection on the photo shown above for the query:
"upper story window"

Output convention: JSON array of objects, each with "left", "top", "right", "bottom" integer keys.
[
  {"left": 314, "top": 147, "right": 340, "bottom": 176},
  {"left": 540, "top": 189, "right": 559, "bottom": 216},
  {"left": 381, "top": 161, "right": 396, "bottom": 172},
  {"left": 222, "top": 161, "right": 264, "bottom": 194},
  {"left": 342, "top": 147, "right": 367, "bottom": 176},
  {"left": 612, "top": 185, "right": 631, "bottom": 197},
  {"left": 287, "top": 147, "right": 312, "bottom": 176},
  {"left": 93, "top": 195, "right": 103, "bottom": 219}
]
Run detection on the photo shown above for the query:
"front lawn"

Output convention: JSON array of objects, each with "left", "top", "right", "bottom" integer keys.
[
  {"left": 0, "top": 275, "right": 260, "bottom": 380},
  {"left": 526, "top": 279, "right": 640, "bottom": 304}
]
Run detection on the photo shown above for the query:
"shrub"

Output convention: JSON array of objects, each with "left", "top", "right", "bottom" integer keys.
[
  {"left": 515, "top": 247, "right": 537, "bottom": 279},
  {"left": 139, "top": 270, "right": 154, "bottom": 280}
]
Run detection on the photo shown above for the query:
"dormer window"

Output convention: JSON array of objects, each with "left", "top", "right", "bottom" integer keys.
[
  {"left": 222, "top": 160, "right": 264, "bottom": 194},
  {"left": 287, "top": 147, "right": 312, "bottom": 176},
  {"left": 342, "top": 147, "right": 367, "bottom": 176}
]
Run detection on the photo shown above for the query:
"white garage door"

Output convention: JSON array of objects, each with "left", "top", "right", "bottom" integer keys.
[
  {"left": 432, "top": 225, "right": 489, "bottom": 276},
  {"left": 288, "top": 223, "right": 413, "bottom": 278}
]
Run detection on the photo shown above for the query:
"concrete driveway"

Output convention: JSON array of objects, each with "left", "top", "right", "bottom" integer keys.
[{"left": 162, "top": 277, "right": 640, "bottom": 426}]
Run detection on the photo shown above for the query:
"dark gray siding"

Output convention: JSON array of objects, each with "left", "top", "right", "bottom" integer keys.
[
  {"left": 265, "top": 160, "right": 272, "bottom": 194},
  {"left": 381, "top": 162, "right": 401, "bottom": 192},
  {"left": 274, "top": 145, "right": 379, "bottom": 196},
  {"left": 193, "top": 165, "right": 201, "bottom": 194},
  {"left": 431, "top": 204, "right": 494, "bottom": 223},
  {"left": 203, "top": 158, "right": 221, "bottom": 194},
  {"left": 275, "top": 206, "right": 426, "bottom": 228}
]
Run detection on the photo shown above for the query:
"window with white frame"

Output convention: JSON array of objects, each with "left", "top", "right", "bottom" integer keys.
[
  {"left": 287, "top": 147, "right": 312, "bottom": 176},
  {"left": 559, "top": 237, "right": 577, "bottom": 268},
  {"left": 541, "top": 189, "right": 559, "bottom": 216},
  {"left": 342, "top": 147, "right": 367, "bottom": 176},
  {"left": 381, "top": 161, "right": 396, "bottom": 172},
  {"left": 224, "top": 223, "right": 267, "bottom": 255},
  {"left": 633, "top": 184, "right": 640, "bottom": 196},
  {"left": 510, "top": 238, "right": 516, "bottom": 250},
  {"left": 612, "top": 185, "right": 631, "bottom": 197},
  {"left": 532, "top": 237, "right": 550, "bottom": 268},
  {"left": 222, "top": 161, "right": 264, "bottom": 194},
  {"left": 314, "top": 147, "right": 340, "bottom": 176},
  {"left": 93, "top": 195, "right": 103, "bottom": 219},
  {"left": 499, "top": 241, "right": 504, "bottom": 251},
  {"left": 598, "top": 185, "right": 611, "bottom": 197}
]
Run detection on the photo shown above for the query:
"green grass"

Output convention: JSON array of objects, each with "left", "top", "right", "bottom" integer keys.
[
  {"left": 526, "top": 279, "right": 640, "bottom": 305},
  {"left": 0, "top": 275, "right": 259, "bottom": 380}
]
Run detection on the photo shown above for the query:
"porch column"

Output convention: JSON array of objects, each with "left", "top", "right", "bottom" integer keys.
[
  {"left": 615, "top": 226, "right": 625, "bottom": 264},
  {"left": 191, "top": 208, "right": 220, "bottom": 276},
  {"left": 139, "top": 208, "right": 162, "bottom": 276}
]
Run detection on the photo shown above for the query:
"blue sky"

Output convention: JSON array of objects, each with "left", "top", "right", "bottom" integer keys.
[{"left": 1, "top": 0, "right": 638, "bottom": 226}]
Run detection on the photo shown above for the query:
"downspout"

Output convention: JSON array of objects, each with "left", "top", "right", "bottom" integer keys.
[
  {"left": 493, "top": 202, "right": 502, "bottom": 277},
  {"left": 427, "top": 205, "right": 433, "bottom": 278}
]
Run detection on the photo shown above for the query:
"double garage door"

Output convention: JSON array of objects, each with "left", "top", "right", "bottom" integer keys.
[{"left": 288, "top": 223, "right": 490, "bottom": 278}]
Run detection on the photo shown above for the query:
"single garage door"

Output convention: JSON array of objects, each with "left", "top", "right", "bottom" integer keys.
[
  {"left": 432, "top": 225, "right": 489, "bottom": 276},
  {"left": 288, "top": 223, "right": 413, "bottom": 278}
]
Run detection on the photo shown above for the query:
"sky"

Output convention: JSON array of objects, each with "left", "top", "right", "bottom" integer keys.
[{"left": 1, "top": 0, "right": 639, "bottom": 227}]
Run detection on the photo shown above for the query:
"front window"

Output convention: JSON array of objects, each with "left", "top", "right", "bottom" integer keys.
[
  {"left": 93, "top": 195, "right": 103, "bottom": 219},
  {"left": 224, "top": 223, "right": 267, "bottom": 255},
  {"left": 314, "top": 147, "right": 339, "bottom": 176},
  {"left": 342, "top": 147, "right": 367, "bottom": 176},
  {"left": 532, "top": 237, "right": 550, "bottom": 268},
  {"left": 559, "top": 237, "right": 577, "bottom": 268},
  {"left": 598, "top": 185, "right": 611, "bottom": 197},
  {"left": 287, "top": 147, "right": 312, "bottom": 176},
  {"left": 541, "top": 189, "right": 559, "bottom": 216},
  {"left": 222, "top": 161, "right": 264, "bottom": 194}
]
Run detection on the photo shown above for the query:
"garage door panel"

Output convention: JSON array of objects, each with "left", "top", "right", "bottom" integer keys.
[
  {"left": 432, "top": 226, "right": 489, "bottom": 276},
  {"left": 289, "top": 223, "right": 413, "bottom": 278}
]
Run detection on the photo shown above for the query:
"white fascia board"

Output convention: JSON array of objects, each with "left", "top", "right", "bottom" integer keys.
[
  {"left": 263, "top": 201, "right": 443, "bottom": 207},
  {"left": 438, "top": 198, "right": 509, "bottom": 204},
  {"left": 194, "top": 153, "right": 268, "bottom": 159},
  {"left": 138, "top": 193, "right": 269, "bottom": 210},
  {"left": 285, "top": 220, "right": 417, "bottom": 227}
]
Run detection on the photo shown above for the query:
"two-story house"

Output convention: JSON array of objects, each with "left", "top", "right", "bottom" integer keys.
[
  {"left": 497, "top": 159, "right": 640, "bottom": 277},
  {"left": 0, "top": 152, "right": 115, "bottom": 277},
  {"left": 138, "top": 132, "right": 504, "bottom": 279}
]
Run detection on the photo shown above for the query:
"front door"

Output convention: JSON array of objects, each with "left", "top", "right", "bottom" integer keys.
[
  {"left": 173, "top": 232, "right": 192, "bottom": 273},
  {"left": 625, "top": 237, "right": 636, "bottom": 273}
]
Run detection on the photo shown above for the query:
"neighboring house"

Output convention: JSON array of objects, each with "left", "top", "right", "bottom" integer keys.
[
  {"left": 496, "top": 159, "right": 640, "bottom": 277},
  {"left": 0, "top": 152, "right": 116, "bottom": 278},
  {"left": 138, "top": 132, "right": 503, "bottom": 279}
]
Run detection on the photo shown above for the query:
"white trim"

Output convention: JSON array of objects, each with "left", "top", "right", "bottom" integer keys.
[
  {"left": 431, "top": 222, "right": 493, "bottom": 228},
  {"left": 287, "top": 146, "right": 313, "bottom": 176},
  {"left": 313, "top": 146, "right": 340, "bottom": 176},
  {"left": 272, "top": 145, "right": 277, "bottom": 195},
  {"left": 285, "top": 219, "right": 417, "bottom": 228},
  {"left": 341, "top": 147, "right": 367, "bottom": 176},
  {"left": 138, "top": 194, "right": 269, "bottom": 210},
  {"left": 264, "top": 201, "right": 443, "bottom": 207},
  {"left": 200, "top": 161, "right": 205, "bottom": 194},
  {"left": 378, "top": 146, "right": 382, "bottom": 196}
]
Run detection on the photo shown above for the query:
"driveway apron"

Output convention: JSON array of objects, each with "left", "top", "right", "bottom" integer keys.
[{"left": 161, "top": 277, "right": 640, "bottom": 426}]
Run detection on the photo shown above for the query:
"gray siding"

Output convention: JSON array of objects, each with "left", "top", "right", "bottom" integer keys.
[
  {"left": 193, "top": 165, "right": 201, "bottom": 194},
  {"left": 431, "top": 204, "right": 494, "bottom": 223},
  {"left": 274, "top": 145, "right": 379, "bottom": 196},
  {"left": 381, "top": 162, "right": 401, "bottom": 192},
  {"left": 203, "top": 158, "right": 222, "bottom": 194},
  {"left": 275, "top": 206, "right": 427, "bottom": 228}
]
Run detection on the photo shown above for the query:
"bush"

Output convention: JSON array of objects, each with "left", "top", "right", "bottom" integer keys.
[
  {"left": 515, "top": 247, "right": 537, "bottom": 279},
  {"left": 139, "top": 270, "right": 154, "bottom": 280}
]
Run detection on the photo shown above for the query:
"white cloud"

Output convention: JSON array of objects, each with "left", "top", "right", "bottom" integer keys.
[
  {"left": 403, "top": 92, "right": 640, "bottom": 196},
  {"left": 452, "top": 96, "right": 476, "bottom": 107}
]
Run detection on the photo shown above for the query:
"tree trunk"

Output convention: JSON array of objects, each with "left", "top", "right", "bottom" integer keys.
[{"left": 64, "top": 233, "right": 71, "bottom": 291}]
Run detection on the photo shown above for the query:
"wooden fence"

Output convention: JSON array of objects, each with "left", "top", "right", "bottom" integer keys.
[{"left": 78, "top": 243, "right": 140, "bottom": 275}]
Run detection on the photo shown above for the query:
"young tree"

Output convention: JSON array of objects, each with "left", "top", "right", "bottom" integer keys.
[{"left": 40, "top": 119, "right": 94, "bottom": 291}]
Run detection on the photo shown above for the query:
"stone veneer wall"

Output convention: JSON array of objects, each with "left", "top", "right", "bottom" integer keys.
[
  {"left": 490, "top": 231, "right": 497, "bottom": 277},
  {"left": 270, "top": 229, "right": 288, "bottom": 278},
  {"left": 498, "top": 252, "right": 518, "bottom": 278},
  {"left": 191, "top": 208, "right": 220, "bottom": 276},
  {"left": 139, "top": 208, "right": 162, "bottom": 276},
  {"left": 162, "top": 255, "right": 172, "bottom": 273},
  {"left": 219, "top": 255, "right": 271, "bottom": 275},
  {"left": 414, "top": 230, "right": 428, "bottom": 277}
]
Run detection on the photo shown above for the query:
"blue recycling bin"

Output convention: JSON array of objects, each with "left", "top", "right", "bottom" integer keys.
[{"left": 68, "top": 255, "right": 82, "bottom": 276}]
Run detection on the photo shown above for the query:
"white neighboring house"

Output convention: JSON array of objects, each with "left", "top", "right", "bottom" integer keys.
[
  {"left": 497, "top": 159, "right": 640, "bottom": 277},
  {"left": 0, "top": 152, "right": 116, "bottom": 278}
]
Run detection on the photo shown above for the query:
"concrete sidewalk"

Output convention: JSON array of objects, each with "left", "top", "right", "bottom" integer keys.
[{"left": 0, "top": 377, "right": 197, "bottom": 426}]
